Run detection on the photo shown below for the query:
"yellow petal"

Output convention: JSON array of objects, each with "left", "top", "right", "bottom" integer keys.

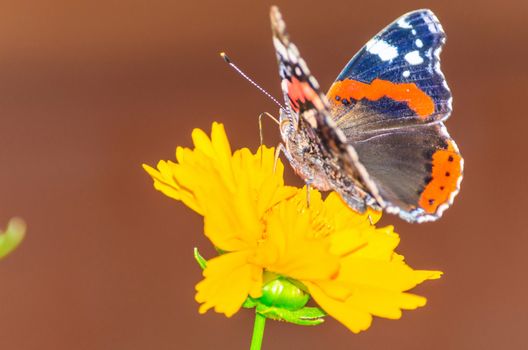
[
  {"left": 292, "top": 192, "right": 443, "bottom": 333},
  {"left": 142, "top": 162, "right": 203, "bottom": 214},
  {"left": 307, "top": 282, "right": 373, "bottom": 334},
  {"left": 191, "top": 127, "right": 215, "bottom": 157},
  {"left": 343, "top": 287, "right": 428, "bottom": 319},
  {"left": 307, "top": 279, "right": 433, "bottom": 333},
  {"left": 144, "top": 123, "right": 295, "bottom": 252},
  {"left": 320, "top": 194, "right": 389, "bottom": 258},
  {"left": 306, "top": 256, "right": 441, "bottom": 330},
  {"left": 210, "top": 122, "right": 233, "bottom": 175},
  {"left": 338, "top": 254, "right": 442, "bottom": 291},
  {"left": 259, "top": 189, "right": 340, "bottom": 281},
  {"left": 195, "top": 250, "right": 262, "bottom": 317}
]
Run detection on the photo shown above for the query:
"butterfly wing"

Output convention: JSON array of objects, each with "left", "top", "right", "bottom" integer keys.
[
  {"left": 352, "top": 124, "right": 463, "bottom": 222},
  {"left": 270, "top": 7, "right": 463, "bottom": 222},
  {"left": 326, "top": 9, "right": 463, "bottom": 222},
  {"left": 269, "top": 6, "right": 383, "bottom": 212},
  {"left": 269, "top": 6, "right": 327, "bottom": 118},
  {"left": 327, "top": 9, "right": 451, "bottom": 137}
]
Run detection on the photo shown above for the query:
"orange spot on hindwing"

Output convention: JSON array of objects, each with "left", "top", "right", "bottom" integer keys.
[
  {"left": 418, "top": 141, "right": 462, "bottom": 214},
  {"left": 328, "top": 78, "right": 435, "bottom": 118}
]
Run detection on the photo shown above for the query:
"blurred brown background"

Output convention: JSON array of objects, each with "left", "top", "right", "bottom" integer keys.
[{"left": 0, "top": 0, "right": 526, "bottom": 349}]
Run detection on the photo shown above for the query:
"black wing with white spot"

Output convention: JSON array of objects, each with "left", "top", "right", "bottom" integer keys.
[{"left": 327, "top": 9, "right": 452, "bottom": 138}]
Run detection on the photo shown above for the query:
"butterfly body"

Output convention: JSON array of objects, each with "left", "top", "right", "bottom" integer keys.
[
  {"left": 280, "top": 107, "right": 380, "bottom": 212},
  {"left": 270, "top": 6, "right": 463, "bottom": 223}
]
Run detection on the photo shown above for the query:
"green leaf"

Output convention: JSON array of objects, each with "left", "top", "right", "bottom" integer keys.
[
  {"left": 256, "top": 304, "right": 326, "bottom": 326},
  {"left": 291, "top": 306, "right": 327, "bottom": 320},
  {"left": 193, "top": 247, "right": 207, "bottom": 270},
  {"left": 0, "top": 218, "right": 26, "bottom": 260}
]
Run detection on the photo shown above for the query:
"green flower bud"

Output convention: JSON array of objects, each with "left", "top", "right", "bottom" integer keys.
[{"left": 259, "top": 277, "right": 309, "bottom": 311}]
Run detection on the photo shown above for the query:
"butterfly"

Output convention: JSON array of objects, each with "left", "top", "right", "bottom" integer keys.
[{"left": 270, "top": 6, "right": 463, "bottom": 223}]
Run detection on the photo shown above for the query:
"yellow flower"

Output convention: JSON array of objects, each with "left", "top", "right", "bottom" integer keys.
[
  {"left": 144, "top": 122, "right": 442, "bottom": 333},
  {"left": 143, "top": 122, "right": 296, "bottom": 252}
]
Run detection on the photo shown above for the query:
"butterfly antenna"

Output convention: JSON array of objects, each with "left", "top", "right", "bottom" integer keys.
[{"left": 220, "top": 52, "right": 285, "bottom": 110}]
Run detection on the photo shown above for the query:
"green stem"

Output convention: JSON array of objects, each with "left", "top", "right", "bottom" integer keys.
[{"left": 249, "top": 312, "right": 266, "bottom": 350}]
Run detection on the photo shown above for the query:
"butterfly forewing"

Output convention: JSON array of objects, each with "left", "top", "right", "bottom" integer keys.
[
  {"left": 324, "top": 9, "right": 463, "bottom": 222},
  {"left": 327, "top": 10, "right": 452, "bottom": 137}
]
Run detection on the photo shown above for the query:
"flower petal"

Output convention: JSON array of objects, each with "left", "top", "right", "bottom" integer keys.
[
  {"left": 306, "top": 282, "right": 373, "bottom": 333},
  {"left": 259, "top": 190, "right": 340, "bottom": 281},
  {"left": 307, "top": 279, "right": 433, "bottom": 333},
  {"left": 195, "top": 250, "right": 263, "bottom": 317},
  {"left": 338, "top": 255, "right": 442, "bottom": 291},
  {"left": 305, "top": 255, "right": 441, "bottom": 332},
  {"left": 142, "top": 162, "right": 203, "bottom": 214}
]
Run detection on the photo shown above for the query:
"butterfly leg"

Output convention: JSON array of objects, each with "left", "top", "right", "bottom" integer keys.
[
  {"left": 258, "top": 112, "right": 280, "bottom": 164},
  {"left": 273, "top": 143, "right": 286, "bottom": 174},
  {"left": 305, "top": 179, "right": 313, "bottom": 208}
]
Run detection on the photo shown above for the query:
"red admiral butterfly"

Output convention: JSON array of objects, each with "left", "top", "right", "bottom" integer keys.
[{"left": 270, "top": 6, "right": 463, "bottom": 223}]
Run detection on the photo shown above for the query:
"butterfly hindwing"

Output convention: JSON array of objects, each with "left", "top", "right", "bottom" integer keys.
[
  {"left": 327, "top": 9, "right": 451, "bottom": 137},
  {"left": 351, "top": 123, "right": 463, "bottom": 222}
]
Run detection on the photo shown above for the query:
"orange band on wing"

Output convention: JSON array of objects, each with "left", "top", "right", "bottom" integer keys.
[
  {"left": 418, "top": 141, "right": 462, "bottom": 214},
  {"left": 328, "top": 78, "right": 435, "bottom": 118},
  {"left": 286, "top": 77, "right": 324, "bottom": 113}
]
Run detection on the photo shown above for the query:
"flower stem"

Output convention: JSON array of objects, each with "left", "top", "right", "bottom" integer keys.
[{"left": 249, "top": 312, "right": 266, "bottom": 350}]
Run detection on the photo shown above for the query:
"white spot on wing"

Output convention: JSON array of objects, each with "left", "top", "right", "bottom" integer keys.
[
  {"left": 298, "top": 59, "right": 309, "bottom": 74},
  {"left": 424, "top": 13, "right": 441, "bottom": 34},
  {"left": 308, "top": 76, "right": 319, "bottom": 89},
  {"left": 289, "top": 44, "right": 300, "bottom": 57},
  {"left": 404, "top": 50, "right": 424, "bottom": 65},
  {"left": 425, "top": 48, "right": 433, "bottom": 59},
  {"left": 303, "top": 110, "right": 318, "bottom": 128},
  {"left": 386, "top": 206, "right": 399, "bottom": 214},
  {"left": 415, "top": 39, "right": 423, "bottom": 48},
  {"left": 397, "top": 17, "right": 412, "bottom": 29},
  {"left": 402, "top": 70, "right": 410, "bottom": 78},
  {"left": 273, "top": 37, "right": 288, "bottom": 58},
  {"left": 288, "top": 53, "right": 298, "bottom": 64},
  {"left": 366, "top": 39, "right": 398, "bottom": 61}
]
